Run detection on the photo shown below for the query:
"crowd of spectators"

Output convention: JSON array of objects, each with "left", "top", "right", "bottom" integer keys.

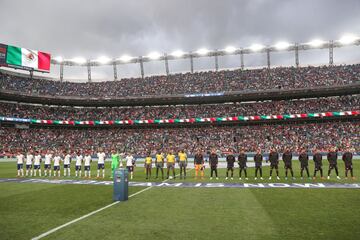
[
  {"left": 1, "top": 64, "right": 360, "bottom": 98},
  {"left": 0, "top": 95, "right": 359, "bottom": 120},
  {"left": 1, "top": 64, "right": 359, "bottom": 157},
  {"left": 1, "top": 121, "right": 358, "bottom": 156}
]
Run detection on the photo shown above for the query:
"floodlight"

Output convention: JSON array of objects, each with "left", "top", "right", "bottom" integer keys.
[
  {"left": 196, "top": 48, "right": 209, "bottom": 55},
  {"left": 275, "top": 41, "right": 291, "bottom": 50},
  {"left": 171, "top": 50, "right": 185, "bottom": 57},
  {"left": 147, "top": 51, "right": 162, "bottom": 60},
  {"left": 249, "top": 43, "right": 265, "bottom": 52},
  {"left": 53, "top": 56, "right": 63, "bottom": 63},
  {"left": 339, "top": 34, "right": 358, "bottom": 45},
  {"left": 71, "top": 57, "right": 86, "bottom": 64},
  {"left": 118, "top": 55, "right": 133, "bottom": 62},
  {"left": 308, "top": 39, "right": 326, "bottom": 47},
  {"left": 224, "top": 46, "right": 237, "bottom": 53},
  {"left": 95, "top": 56, "right": 111, "bottom": 64}
]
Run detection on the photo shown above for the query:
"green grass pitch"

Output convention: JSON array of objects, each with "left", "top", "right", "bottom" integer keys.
[{"left": 0, "top": 160, "right": 360, "bottom": 240}]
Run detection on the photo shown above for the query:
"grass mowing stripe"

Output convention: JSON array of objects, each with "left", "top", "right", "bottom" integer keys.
[
  {"left": 31, "top": 201, "right": 119, "bottom": 240},
  {"left": 31, "top": 169, "right": 192, "bottom": 240},
  {"left": 0, "top": 183, "right": 116, "bottom": 240}
]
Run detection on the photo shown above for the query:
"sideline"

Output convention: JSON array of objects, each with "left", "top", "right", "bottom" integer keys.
[{"left": 2, "top": 178, "right": 359, "bottom": 189}]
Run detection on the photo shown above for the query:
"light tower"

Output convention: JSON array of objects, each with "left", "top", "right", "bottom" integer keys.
[{"left": 51, "top": 34, "right": 360, "bottom": 80}]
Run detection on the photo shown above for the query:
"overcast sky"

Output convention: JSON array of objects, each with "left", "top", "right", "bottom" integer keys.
[{"left": 1, "top": 0, "right": 360, "bottom": 81}]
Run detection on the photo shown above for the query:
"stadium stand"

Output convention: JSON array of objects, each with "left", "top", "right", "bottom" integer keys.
[
  {"left": 1, "top": 64, "right": 360, "bottom": 98},
  {"left": 0, "top": 121, "right": 359, "bottom": 156},
  {"left": 0, "top": 64, "right": 359, "bottom": 157},
  {"left": 0, "top": 95, "right": 359, "bottom": 120}
]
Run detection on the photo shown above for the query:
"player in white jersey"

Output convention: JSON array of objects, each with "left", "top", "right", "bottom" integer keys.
[
  {"left": 33, "top": 151, "right": 42, "bottom": 177},
  {"left": 75, "top": 151, "right": 83, "bottom": 177},
  {"left": 63, "top": 151, "right": 72, "bottom": 177},
  {"left": 53, "top": 152, "right": 62, "bottom": 177},
  {"left": 126, "top": 153, "right": 135, "bottom": 180},
  {"left": 84, "top": 151, "right": 92, "bottom": 178},
  {"left": 25, "top": 151, "right": 34, "bottom": 177},
  {"left": 16, "top": 151, "right": 25, "bottom": 177},
  {"left": 97, "top": 149, "right": 106, "bottom": 178},
  {"left": 44, "top": 151, "right": 53, "bottom": 177}
]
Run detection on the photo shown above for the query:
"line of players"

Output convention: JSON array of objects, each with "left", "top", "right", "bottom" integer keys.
[
  {"left": 13, "top": 148, "right": 182, "bottom": 180},
  {"left": 221, "top": 147, "right": 355, "bottom": 180},
  {"left": 138, "top": 148, "right": 355, "bottom": 180},
  {"left": 13, "top": 147, "right": 355, "bottom": 180},
  {"left": 14, "top": 149, "right": 115, "bottom": 178}
]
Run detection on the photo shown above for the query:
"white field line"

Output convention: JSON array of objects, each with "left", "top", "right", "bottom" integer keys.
[{"left": 31, "top": 169, "right": 192, "bottom": 240}]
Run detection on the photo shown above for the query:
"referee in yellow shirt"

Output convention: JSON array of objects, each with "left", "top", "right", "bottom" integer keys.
[
  {"left": 166, "top": 150, "right": 176, "bottom": 179},
  {"left": 144, "top": 153, "right": 153, "bottom": 179},
  {"left": 178, "top": 150, "right": 188, "bottom": 179},
  {"left": 155, "top": 151, "right": 164, "bottom": 179}
]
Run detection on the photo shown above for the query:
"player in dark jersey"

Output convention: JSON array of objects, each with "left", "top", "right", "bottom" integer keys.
[
  {"left": 313, "top": 150, "right": 324, "bottom": 179},
  {"left": 282, "top": 148, "right": 295, "bottom": 180},
  {"left": 226, "top": 150, "right": 236, "bottom": 180},
  {"left": 342, "top": 149, "right": 355, "bottom": 179},
  {"left": 209, "top": 150, "right": 219, "bottom": 180},
  {"left": 254, "top": 149, "right": 263, "bottom": 180},
  {"left": 268, "top": 148, "right": 280, "bottom": 180},
  {"left": 299, "top": 149, "right": 310, "bottom": 179},
  {"left": 327, "top": 148, "right": 340, "bottom": 179},
  {"left": 238, "top": 149, "right": 248, "bottom": 180}
]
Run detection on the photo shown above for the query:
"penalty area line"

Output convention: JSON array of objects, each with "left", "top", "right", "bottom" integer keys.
[{"left": 31, "top": 168, "right": 192, "bottom": 240}]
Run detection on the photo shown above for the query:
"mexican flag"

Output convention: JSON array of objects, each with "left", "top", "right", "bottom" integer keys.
[{"left": 6, "top": 45, "right": 51, "bottom": 71}]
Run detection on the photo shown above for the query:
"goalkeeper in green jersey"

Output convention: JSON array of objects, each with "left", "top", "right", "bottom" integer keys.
[{"left": 111, "top": 149, "right": 121, "bottom": 178}]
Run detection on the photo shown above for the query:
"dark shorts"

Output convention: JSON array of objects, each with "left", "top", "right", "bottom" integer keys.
[
  {"left": 255, "top": 165, "right": 262, "bottom": 169},
  {"left": 329, "top": 164, "right": 337, "bottom": 169},
  {"left": 34, "top": 165, "right": 40, "bottom": 170},
  {"left": 301, "top": 164, "right": 308, "bottom": 169},
  {"left": 210, "top": 166, "right": 217, "bottom": 170},
  {"left": 75, "top": 165, "right": 82, "bottom": 170},
  {"left": 156, "top": 163, "right": 163, "bottom": 168},
  {"left": 227, "top": 166, "right": 234, "bottom": 171},
  {"left": 64, "top": 164, "right": 70, "bottom": 169},
  {"left": 314, "top": 165, "right": 322, "bottom": 170},
  {"left": 179, "top": 162, "right": 187, "bottom": 168},
  {"left": 284, "top": 164, "right": 292, "bottom": 169},
  {"left": 270, "top": 164, "right": 278, "bottom": 169},
  {"left": 97, "top": 163, "right": 105, "bottom": 169},
  {"left": 127, "top": 166, "right": 134, "bottom": 172},
  {"left": 84, "top": 166, "right": 90, "bottom": 171},
  {"left": 26, "top": 164, "right": 32, "bottom": 170},
  {"left": 54, "top": 166, "right": 60, "bottom": 171},
  {"left": 44, "top": 164, "right": 51, "bottom": 169},
  {"left": 17, "top": 164, "right": 23, "bottom": 170},
  {"left": 239, "top": 165, "right": 247, "bottom": 169}
]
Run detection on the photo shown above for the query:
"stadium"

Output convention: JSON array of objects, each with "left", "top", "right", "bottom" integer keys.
[{"left": 1, "top": 1, "right": 360, "bottom": 240}]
